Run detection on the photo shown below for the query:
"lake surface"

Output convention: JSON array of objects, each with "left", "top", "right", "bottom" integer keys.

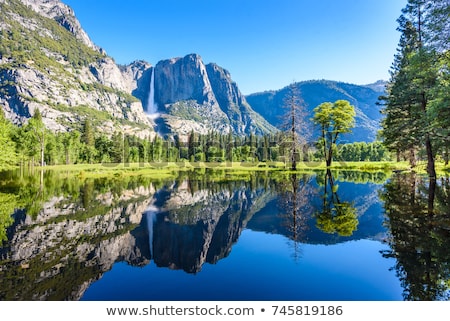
[{"left": 0, "top": 169, "right": 449, "bottom": 301}]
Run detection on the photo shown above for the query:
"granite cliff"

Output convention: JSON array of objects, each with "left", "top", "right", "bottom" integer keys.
[
  {"left": 0, "top": 0, "right": 276, "bottom": 139},
  {"left": 152, "top": 54, "right": 277, "bottom": 137},
  {"left": 0, "top": 0, "right": 154, "bottom": 138}
]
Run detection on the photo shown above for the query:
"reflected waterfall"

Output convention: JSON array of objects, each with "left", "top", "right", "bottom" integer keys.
[{"left": 145, "top": 205, "right": 159, "bottom": 258}]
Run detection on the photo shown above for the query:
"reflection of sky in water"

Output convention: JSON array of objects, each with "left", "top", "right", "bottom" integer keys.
[
  {"left": 81, "top": 230, "right": 402, "bottom": 301},
  {"left": 3, "top": 171, "right": 445, "bottom": 301}
]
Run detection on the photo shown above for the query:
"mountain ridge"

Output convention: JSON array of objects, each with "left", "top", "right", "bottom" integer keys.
[
  {"left": 246, "top": 79, "right": 386, "bottom": 142},
  {"left": 1, "top": 0, "right": 384, "bottom": 142}
]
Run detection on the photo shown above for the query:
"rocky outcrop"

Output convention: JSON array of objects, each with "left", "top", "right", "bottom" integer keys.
[
  {"left": 152, "top": 54, "right": 277, "bottom": 137},
  {"left": 1, "top": 1, "right": 277, "bottom": 139},
  {"left": 119, "top": 60, "right": 153, "bottom": 106},
  {"left": 206, "top": 63, "right": 278, "bottom": 135},
  {"left": 0, "top": 0, "right": 154, "bottom": 137},
  {"left": 153, "top": 54, "right": 231, "bottom": 136},
  {"left": 19, "top": 0, "right": 99, "bottom": 51}
]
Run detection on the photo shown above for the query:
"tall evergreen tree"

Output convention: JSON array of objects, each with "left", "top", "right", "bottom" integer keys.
[
  {"left": 380, "top": 0, "right": 448, "bottom": 178},
  {"left": 280, "top": 83, "right": 310, "bottom": 170}
]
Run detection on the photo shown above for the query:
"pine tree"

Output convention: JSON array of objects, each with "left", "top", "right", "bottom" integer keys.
[
  {"left": 280, "top": 83, "right": 310, "bottom": 170},
  {"left": 380, "top": 0, "right": 444, "bottom": 178},
  {"left": 380, "top": 17, "right": 421, "bottom": 165}
]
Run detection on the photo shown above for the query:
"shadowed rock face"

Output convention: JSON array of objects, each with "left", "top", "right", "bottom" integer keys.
[
  {"left": 206, "top": 63, "right": 277, "bottom": 135},
  {"left": 152, "top": 54, "right": 277, "bottom": 137},
  {"left": 151, "top": 182, "right": 275, "bottom": 273},
  {"left": 155, "top": 54, "right": 215, "bottom": 105}
]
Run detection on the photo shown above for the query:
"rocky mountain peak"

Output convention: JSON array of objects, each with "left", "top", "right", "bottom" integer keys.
[
  {"left": 0, "top": 0, "right": 153, "bottom": 137},
  {"left": 19, "top": 0, "right": 100, "bottom": 51},
  {"left": 154, "top": 53, "right": 214, "bottom": 106},
  {"left": 0, "top": 1, "right": 275, "bottom": 138},
  {"left": 151, "top": 53, "right": 277, "bottom": 137}
]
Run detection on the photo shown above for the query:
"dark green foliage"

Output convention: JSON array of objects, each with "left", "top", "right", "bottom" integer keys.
[
  {"left": 380, "top": 173, "right": 450, "bottom": 300},
  {"left": 380, "top": 0, "right": 450, "bottom": 177}
]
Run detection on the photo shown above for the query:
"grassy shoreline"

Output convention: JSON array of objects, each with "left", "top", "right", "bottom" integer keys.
[
  {"left": 0, "top": 162, "right": 450, "bottom": 179},
  {"left": 4, "top": 160, "right": 442, "bottom": 179}
]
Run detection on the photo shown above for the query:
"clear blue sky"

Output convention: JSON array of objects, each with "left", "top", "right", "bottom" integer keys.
[{"left": 62, "top": 0, "right": 407, "bottom": 94}]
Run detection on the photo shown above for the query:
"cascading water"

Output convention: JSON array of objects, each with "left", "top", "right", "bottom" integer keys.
[
  {"left": 146, "top": 68, "right": 159, "bottom": 119},
  {"left": 146, "top": 206, "right": 158, "bottom": 260}
]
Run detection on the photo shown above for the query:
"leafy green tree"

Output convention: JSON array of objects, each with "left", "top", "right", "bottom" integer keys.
[
  {"left": 315, "top": 171, "right": 358, "bottom": 237},
  {"left": 95, "top": 134, "right": 113, "bottom": 163},
  {"left": 312, "top": 100, "right": 355, "bottom": 167},
  {"left": 110, "top": 132, "right": 124, "bottom": 163},
  {"left": 44, "top": 132, "right": 64, "bottom": 165},
  {"left": 26, "top": 109, "right": 46, "bottom": 166},
  {"left": 0, "top": 108, "right": 17, "bottom": 169}
]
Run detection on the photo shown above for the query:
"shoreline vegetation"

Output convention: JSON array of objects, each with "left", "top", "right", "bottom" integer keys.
[{"left": 3, "top": 160, "right": 448, "bottom": 180}]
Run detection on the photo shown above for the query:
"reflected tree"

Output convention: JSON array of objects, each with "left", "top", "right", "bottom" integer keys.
[
  {"left": 315, "top": 170, "right": 358, "bottom": 237},
  {"left": 0, "top": 193, "right": 18, "bottom": 243},
  {"left": 380, "top": 173, "right": 450, "bottom": 300},
  {"left": 277, "top": 173, "right": 315, "bottom": 259}
]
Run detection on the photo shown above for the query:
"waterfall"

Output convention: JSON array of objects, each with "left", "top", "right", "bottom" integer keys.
[
  {"left": 146, "top": 68, "right": 158, "bottom": 117},
  {"left": 146, "top": 206, "right": 158, "bottom": 259}
]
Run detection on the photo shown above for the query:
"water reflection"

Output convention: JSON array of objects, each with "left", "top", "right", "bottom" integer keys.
[
  {"left": 380, "top": 173, "right": 450, "bottom": 300},
  {"left": 148, "top": 178, "right": 275, "bottom": 273},
  {"left": 1, "top": 169, "right": 448, "bottom": 300},
  {"left": 277, "top": 173, "right": 315, "bottom": 242},
  {"left": 315, "top": 170, "right": 358, "bottom": 237}
]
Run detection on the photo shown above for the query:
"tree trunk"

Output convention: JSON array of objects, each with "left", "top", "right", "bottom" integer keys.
[
  {"left": 425, "top": 135, "right": 436, "bottom": 178},
  {"left": 444, "top": 146, "right": 449, "bottom": 166},
  {"left": 421, "top": 94, "right": 436, "bottom": 178},
  {"left": 409, "top": 148, "right": 417, "bottom": 168},
  {"left": 326, "top": 144, "right": 333, "bottom": 167},
  {"left": 40, "top": 140, "right": 45, "bottom": 167}
]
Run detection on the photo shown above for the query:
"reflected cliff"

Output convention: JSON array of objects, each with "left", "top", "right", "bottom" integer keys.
[
  {"left": 150, "top": 178, "right": 276, "bottom": 273},
  {"left": 0, "top": 169, "right": 391, "bottom": 300},
  {"left": 0, "top": 170, "right": 277, "bottom": 300}
]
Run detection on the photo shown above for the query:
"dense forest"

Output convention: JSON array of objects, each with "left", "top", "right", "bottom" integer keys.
[
  {"left": 0, "top": 107, "right": 390, "bottom": 168},
  {"left": 1, "top": 0, "right": 450, "bottom": 172},
  {"left": 380, "top": 0, "right": 450, "bottom": 177}
]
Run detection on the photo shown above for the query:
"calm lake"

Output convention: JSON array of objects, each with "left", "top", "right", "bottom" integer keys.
[{"left": 0, "top": 169, "right": 449, "bottom": 301}]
